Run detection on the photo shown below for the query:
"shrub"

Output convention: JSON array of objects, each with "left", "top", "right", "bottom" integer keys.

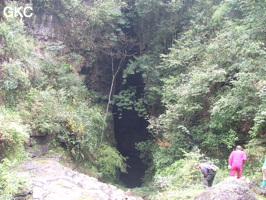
[
  {"left": 155, "top": 150, "right": 204, "bottom": 190},
  {"left": 0, "top": 108, "right": 30, "bottom": 199},
  {"left": 0, "top": 14, "right": 34, "bottom": 60},
  {"left": 0, "top": 107, "right": 29, "bottom": 159},
  {"left": 17, "top": 87, "right": 127, "bottom": 183},
  {"left": 0, "top": 158, "right": 30, "bottom": 200},
  {"left": 244, "top": 139, "right": 266, "bottom": 182},
  {"left": 97, "top": 144, "right": 127, "bottom": 182},
  {"left": 150, "top": 150, "right": 229, "bottom": 200}
]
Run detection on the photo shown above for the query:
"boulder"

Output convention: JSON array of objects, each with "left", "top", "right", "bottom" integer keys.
[
  {"left": 195, "top": 177, "right": 257, "bottom": 200},
  {"left": 16, "top": 157, "right": 144, "bottom": 200}
]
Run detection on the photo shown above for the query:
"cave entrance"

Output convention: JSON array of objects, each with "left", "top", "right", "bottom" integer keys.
[{"left": 113, "top": 73, "right": 149, "bottom": 188}]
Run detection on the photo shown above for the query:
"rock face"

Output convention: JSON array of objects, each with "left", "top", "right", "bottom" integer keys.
[
  {"left": 16, "top": 156, "right": 143, "bottom": 200},
  {"left": 27, "top": 136, "right": 50, "bottom": 158},
  {"left": 195, "top": 177, "right": 257, "bottom": 200}
]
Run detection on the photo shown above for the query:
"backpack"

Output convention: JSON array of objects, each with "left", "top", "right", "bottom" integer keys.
[{"left": 209, "top": 164, "right": 219, "bottom": 172}]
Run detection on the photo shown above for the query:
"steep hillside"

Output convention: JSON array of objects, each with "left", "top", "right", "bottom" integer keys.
[{"left": 0, "top": 0, "right": 265, "bottom": 199}]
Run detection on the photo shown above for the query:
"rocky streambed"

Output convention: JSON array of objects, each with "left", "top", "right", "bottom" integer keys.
[{"left": 15, "top": 155, "right": 144, "bottom": 200}]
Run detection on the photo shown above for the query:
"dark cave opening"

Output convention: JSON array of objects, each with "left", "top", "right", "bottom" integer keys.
[{"left": 113, "top": 72, "right": 149, "bottom": 188}]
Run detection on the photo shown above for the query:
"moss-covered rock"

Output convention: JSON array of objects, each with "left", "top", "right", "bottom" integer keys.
[{"left": 195, "top": 177, "right": 257, "bottom": 200}]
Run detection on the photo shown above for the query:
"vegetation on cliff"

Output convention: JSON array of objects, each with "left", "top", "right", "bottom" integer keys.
[{"left": 0, "top": 0, "right": 265, "bottom": 199}]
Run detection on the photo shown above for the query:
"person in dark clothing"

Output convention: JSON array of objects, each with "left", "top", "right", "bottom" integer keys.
[{"left": 194, "top": 162, "right": 218, "bottom": 188}]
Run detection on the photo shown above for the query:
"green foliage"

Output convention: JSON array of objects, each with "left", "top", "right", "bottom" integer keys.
[
  {"left": 8, "top": 41, "right": 125, "bottom": 182},
  {"left": 0, "top": 10, "right": 40, "bottom": 105},
  {"left": 1, "top": 0, "right": 265, "bottom": 191},
  {"left": 113, "top": 87, "right": 148, "bottom": 118},
  {"left": 0, "top": 107, "right": 29, "bottom": 159},
  {"left": 250, "top": 86, "right": 266, "bottom": 137},
  {"left": 152, "top": 127, "right": 193, "bottom": 169},
  {"left": 0, "top": 8, "right": 127, "bottom": 184},
  {"left": 33, "top": 0, "right": 80, "bottom": 15},
  {"left": 89, "top": 0, "right": 128, "bottom": 27},
  {"left": 132, "top": 0, "right": 183, "bottom": 52},
  {"left": 18, "top": 88, "right": 65, "bottom": 135},
  {"left": 32, "top": 0, "right": 50, "bottom": 12},
  {"left": 0, "top": 16, "right": 34, "bottom": 60},
  {"left": 63, "top": 103, "right": 108, "bottom": 161},
  {"left": 148, "top": 0, "right": 266, "bottom": 166},
  {"left": 117, "top": 0, "right": 189, "bottom": 118},
  {"left": 0, "top": 59, "right": 39, "bottom": 105},
  {"left": 0, "top": 158, "right": 30, "bottom": 200},
  {"left": 148, "top": 150, "right": 228, "bottom": 200},
  {"left": 0, "top": 107, "right": 30, "bottom": 199},
  {"left": 17, "top": 86, "right": 109, "bottom": 166},
  {"left": 39, "top": 58, "right": 82, "bottom": 89},
  {"left": 122, "top": 55, "right": 163, "bottom": 115},
  {"left": 114, "top": 87, "right": 136, "bottom": 111},
  {"left": 245, "top": 139, "right": 266, "bottom": 181},
  {"left": 155, "top": 151, "right": 203, "bottom": 189},
  {"left": 97, "top": 144, "right": 127, "bottom": 182}
]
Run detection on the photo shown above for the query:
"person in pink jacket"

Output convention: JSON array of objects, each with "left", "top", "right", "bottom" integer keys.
[{"left": 228, "top": 145, "right": 247, "bottom": 179}]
